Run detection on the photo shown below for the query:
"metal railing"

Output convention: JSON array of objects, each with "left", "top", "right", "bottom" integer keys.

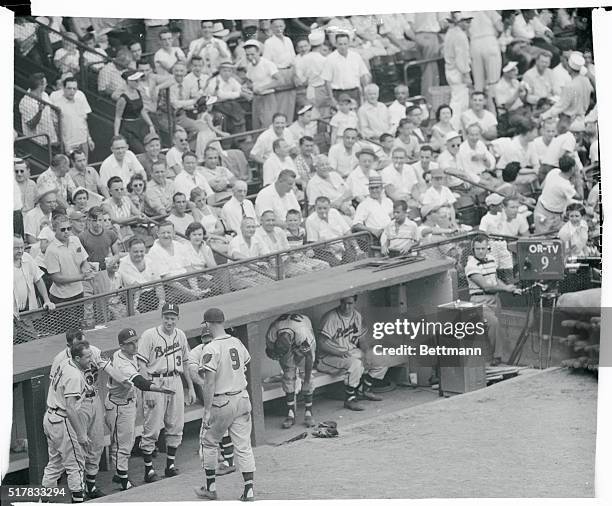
[
  {"left": 13, "top": 232, "right": 373, "bottom": 344},
  {"left": 14, "top": 134, "right": 53, "bottom": 172},
  {"left": 14, "top": 86, "right": 64, "bottom": 153}
]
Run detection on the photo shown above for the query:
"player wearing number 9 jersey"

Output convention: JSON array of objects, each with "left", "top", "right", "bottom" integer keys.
[
  {"left": 137, "top": 303, "right": 196, "bottom": 483},
  {"left": 194, "top": 308, "right": 256, "bottom": 502}
]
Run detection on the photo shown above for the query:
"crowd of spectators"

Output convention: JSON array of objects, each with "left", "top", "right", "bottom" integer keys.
[{"left": 13, "top": 10, "right": 600, "bottom": 336}]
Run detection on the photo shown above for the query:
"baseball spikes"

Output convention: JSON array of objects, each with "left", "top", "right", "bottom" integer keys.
[
  {"left": 194, "top": 486, "right": 218, "bottom": 500},
  {"left": 165, "top": 467, "right": 180, "bottom": 477},
  {"left": 357, "top": 389, "right": 382, "bottom": 401},
  {"left": 216, "top": 462, "right": 236, "bottom": 476},
  {"left": 304, "top": 412, "right": 315, "bottom": 428},
  {"left": 344, "top": 399, "right": 364, "bottom": 411},
  {"left": 281, "top": 416, "right": 295, "bottom": 429},
  {"left": 240, "top": 492, "right": 255, "bottom": 502}
]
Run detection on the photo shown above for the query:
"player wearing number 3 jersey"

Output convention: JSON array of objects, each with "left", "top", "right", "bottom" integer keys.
[
  {"left": 138, "top": 303, "right": 196, "bottom": 483},
  {"left": 194, "top": 308, "right": 256, "bottom": 502}
]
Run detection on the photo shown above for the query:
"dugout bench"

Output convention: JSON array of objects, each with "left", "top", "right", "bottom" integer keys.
[{"left": 11, "top": 257, "right": 456, "bottom": 483}]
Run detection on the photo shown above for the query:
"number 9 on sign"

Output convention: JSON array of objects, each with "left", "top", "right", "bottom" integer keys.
[{"left": 541, "top": 256, "right": 549, "bottom": 270}]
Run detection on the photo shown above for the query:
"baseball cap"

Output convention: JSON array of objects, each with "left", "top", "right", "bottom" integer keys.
[
  {"left": 143, "top": 132, "right": 160, "bottom": 145},
  {"left": 568, "top": 52, "right": 586, "bottom": 72},
  {"left": 243, "top": 39, "right": 262, "bottom": 50},
  {"left": 118, "top": 328, "right": 139, "bottom": 345},
  {"left": 297, "top": 104, "right": 313, "bottom": 116},
  {"left": 202, "top": 307, "right": 225, "bottom": 323},
  {"left": 308, "top": 29, "right": 325, "bottom": 46},
  {"left": 162, "top": 302, "right": 180, "bottom": 316},
  {"left": 485, "top": 193, "right": 504, "bottom": 206}
]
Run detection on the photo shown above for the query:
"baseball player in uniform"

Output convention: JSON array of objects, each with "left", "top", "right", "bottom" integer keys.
[
  {"left": 106, "top": 328, "right": 176, "bottom": 490},
  {"left": 42, "top": 341, "right": 93, "bottom": 503},
  {"left": 189, "top": 330, "right": 236, "bottom": 477},
  {"left": 49, "top": 329, "right": 128, "bottom": 499},
  {"left": 316, "top": 295, "right": 388, "bottom": 411},
  {"left": 138, "top": 303, "right": 196, "bottom": 482},
  {"left": 265, "top": 313, "right": 316, "bottom": 429},
  {"left": 194, "top": 308, "right": 256, "bottom": 502}
]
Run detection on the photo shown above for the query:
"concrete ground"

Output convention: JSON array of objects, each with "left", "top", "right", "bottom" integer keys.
[{"left": 92, "top": 367, "right": 597, "bottom": 501}]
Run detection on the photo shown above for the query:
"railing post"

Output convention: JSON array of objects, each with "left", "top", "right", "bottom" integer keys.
[
  {"left": 126, "top": 287, "right": 136, "bottom": 316},
  {"left": 22, "top": 375, "right": 48, "bottom": 484},
  {"left": 275, "top": 253, "right": 284, "bottom": 280}
]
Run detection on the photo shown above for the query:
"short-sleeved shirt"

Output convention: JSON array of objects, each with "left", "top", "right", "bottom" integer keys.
[
  {"left": 50, "top": 344, "right": 111, "bottom": 394},
  {"left": 44, "top": 236, "right": 88, "bottom": 298},
  {"left": 254, "top": 185, "right": 300, "bottom": 222},
  {"left": 138, "top": 325, "right": 191, "bottom": 376},
  {"left": 154, "top": 47, "right": 186, "bottom": 76},
  {"left": 461, "top": 108, "right": 498, "bottom": 133},
  {"left": 14, "top": 252, "right": 44, "bottom": 312},
  {"left": 352, "top": 196, "right": 393, "bottom": 230},
  {"left": 319, "top": 307, "right": 365, "bottom": 356},
  {"left": 107, "top": 350, "right": 149, "bottom": 401},
  {"left": 200, "top": 335, "right": 250, "bottom": 395},
  {"left": 50, "top": 92, "right": 91, "bottom": 148},
  {"left": 330, "top": 111, "right": 359, "bottom": 140},
  {"left": 380, "top": 219, "right": 419, "bottom": 252},
  {"left": 47, "top": 359, "right": 89, "bottom": 413},
  {"left": 538, "top": 169, "right": 576, "bottom": 213},
  {"left": 465, "top": 254, "right": 499, "bottom": 305},
  {"left": 305, "top": 209, "right": 350, "bottom": 244},
  {"left": 381, "top": 164, "right": 421, "bottom": 196},
  {"left": 19, "top": 91, "right": 58, "bottom": 145},
  {"left": 78, "top": 228, "right": 118, "bottom": 270},
  {"left": 246, "top": 57, "right": 279, "bottom": 90},
  {"left": 322, "top": 50, "right": 369, "bottom": 89},
  {"left": 541, "top": 132, "right": 577, "bottom": 166},
  {"left": 306, "top": 172, "right": 349, "bottom": 206},
  {"left": 266, "top": 313, "right": 316, "bottom": 355},
  {"left": 69, "top": 167, "right": 103, "bottom": 195}
]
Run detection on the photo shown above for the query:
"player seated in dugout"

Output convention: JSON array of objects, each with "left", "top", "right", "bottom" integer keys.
[
  {"left": 465, "top": 234, "right": 522, "bottom": 366},
  {"left": 316, "top": 295, "right": 395, "bottom": 412}
]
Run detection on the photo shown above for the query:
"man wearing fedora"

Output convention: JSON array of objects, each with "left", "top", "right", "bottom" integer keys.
[
  {"left": 346, "top": 146, "right": 379, "bottom": 204},
  {"left": 541, "top": 51, "right": 593, "bottom": 122},
  {"left": 443, "top": 12, "right": 473, "bottom": 129}
]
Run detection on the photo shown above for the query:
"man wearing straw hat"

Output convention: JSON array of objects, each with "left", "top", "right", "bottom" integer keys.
[
  {"left": 351, "top": 174, "right": 393, "bottom": 239},
  {"left": 443, "top": 11, "right": 473, "bottom": 129}
]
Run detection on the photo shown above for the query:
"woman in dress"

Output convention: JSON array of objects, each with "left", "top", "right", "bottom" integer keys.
[
  {"left": 430, "top": 105, "right": 455, "bottom": 152},
  {"left": 183, "top": 222, "right": 219, "bottom": 296},
  {"left": 114, "top": 69, "right": 156, "bottom": 154}
]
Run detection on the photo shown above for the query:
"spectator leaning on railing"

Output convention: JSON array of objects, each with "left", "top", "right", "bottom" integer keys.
[{"left": 19, "top": 72, "right": 59, "bottom": 147}]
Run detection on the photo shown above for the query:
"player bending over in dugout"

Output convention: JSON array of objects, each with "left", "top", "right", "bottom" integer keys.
[
  {"left": 266, "top": 313, "right": 317, "bottom": 429},
  {"left": 316, "top": 295, "right": 393, "bottom": 411}
]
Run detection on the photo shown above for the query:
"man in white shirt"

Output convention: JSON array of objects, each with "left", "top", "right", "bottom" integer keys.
[
  {"left": 380, "top": 200, "right": 420, "bottom": 256},
  {"left": 182, "top": 56, "right": 210, "bottom": 96},
  {"left": 351, "top": 175, "right": 393, "bottom": 239},
  {"left": 535, "top": 154, "right": 582, "bottom": 234},
  {"left": 255, "top": 170, "right": 301, "bottom": 227},
  {"left": 387, "top": 84, "right": 411, "bottom": 135},
  {"left": 154, "top": 29, "right": 186, "bottom": 77},
  {"left": 305, "top": 196, "right": 352, "bottom": 265},
  {"left": 539, "top": 123, "right": 579, "bottom": 183},
  {"left": 250, "top": 113, "right": 297, "bottom": 164},
  {"left": 19, "top": 72, "right": 58, "bottom": 146},
  {"left": 420, "top": 168, "right": 458, "bottom": 224},
  {"left": 328, "top": 128, "right": 361, "bottom": 178},
  {"left": 461, "top": 91, "right": 498, "bottom": 140},
  {"left": 221, "top": 181, "right": 257, "bottom": 234},
  {"left": 444, "top": 12, "right": 473, "bottom": 128},
  {"left": 456, "top": 123, "right": 496, "bottom": 180},
  {"left": 165, "top": 128, "right": 190, "bottom": 177},
  {"left": 263, "top": 139, "right": 297, "bottom": 186},
  {"left": 358, "top": 83, "right": 391, "bottom": 141},
  {"left": 186, "top": 20, "right": 231, "bottom": 74},
  {"left": 173, "top": 151, "right": 214, "bottom": 202},
  {"left": 24, "top": 187, "right": 58, "bottom": 244},
  {"left": 469, "top": 10, "right": 503, "bottom": 97},
  {"left": 436, "top": 131, "right": 463, "bottom": 190},
  {"left": 551, "top": 50, "right": 572, "bottom": 97},
  {"left": 411, "top": 145, "right": 439, "bottom": 184},
  {"left": 204, "top": 60, "right": 247, "bottom": 133},
  {"left": 99, "top": 135, "right": 146, "bottom": 188},
  {"left": 494, "top": 61, "right": 527, "bottom": 113},
  {"left": 51, "top": 76, "right": 93, "bottom": 156},
  {"left": 306, "top": 154, "right": 354, "bottom": 216},
  {"left": 245, "top": 39, "right": 281, "bottom": 129},
  {"left": 380, "top": 147, "right": 424, "bottom": 207},
  {"left": 532, "top": 118, "right": 558, "bottom": 167},
  {"left": 322, "top": 33, "right": 370, "bottom": 107},
  {"left": 295, "top": 29, "right": 332, "bottom": 118},
  {"left": 199, "top": 146, "right": 236, "bottom": 200},
  {"left": 523, "top": 51, "right": 556, "bottom": 106},
  {"left": 263, "top": 19, "right": 297, "bottom": 124},
  {"left": 346, "top": 147, "right": 379, "bottom": 203}
]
